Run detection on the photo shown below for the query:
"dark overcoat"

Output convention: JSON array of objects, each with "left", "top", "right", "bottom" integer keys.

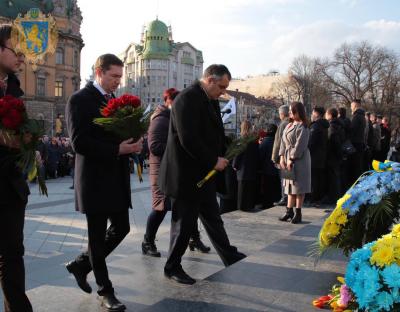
[
  {"left": 65, "top": 82, "right": 131, "bottom": 214},
  {"left": 158, "top": 81, "right": 225, "bottom": 200}
]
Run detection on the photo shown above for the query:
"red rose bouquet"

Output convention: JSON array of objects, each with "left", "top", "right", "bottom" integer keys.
[
  {"left": 93, "top": 94, "right": 150, "bottom": 141},
  {"left": 0, "top": 95, "right": 47, "bottom": 195},
  {"left": 93, "top": 94, "right": 151, "bottom": 183}
]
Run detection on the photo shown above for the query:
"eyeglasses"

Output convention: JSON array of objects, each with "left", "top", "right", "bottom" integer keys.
[{"left": 0, "top": 45, "right": 24, "bottom": 58}]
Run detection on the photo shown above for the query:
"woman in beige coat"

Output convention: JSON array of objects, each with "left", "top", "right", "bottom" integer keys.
[{"left": 278, "top": 102, "right": 311, "bottom": 223}]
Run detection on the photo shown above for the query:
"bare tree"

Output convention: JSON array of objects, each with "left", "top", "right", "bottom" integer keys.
[{"left": 317, "top": 41, "right": 400, "bottom": 117}]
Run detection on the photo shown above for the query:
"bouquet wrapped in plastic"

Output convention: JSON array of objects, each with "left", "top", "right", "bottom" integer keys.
[
  {"left": 197, "top": 133, "right": 258, "bottom": 188},
  {"left": 93, "top": 94, "right": 150, "bottom": 141}
]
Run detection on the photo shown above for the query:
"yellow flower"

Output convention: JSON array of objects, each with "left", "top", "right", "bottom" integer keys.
[
  {"left": 392, "top": 224, "right": 400, "bottom": 236},
  {"left": 326, "top": 223, "right": 340, "bottom": 237},
  {"left": 337, "top": 276, "right": 345, "bottom": 284},
  {"left": 370, "top": 245, "right": 395, "bottom": 267},
  {"left": 337, "top": 193, "right": 351, "bottom": 210},
  {"left": 336, "top": 213, "right": 348, "bottom": 225}
]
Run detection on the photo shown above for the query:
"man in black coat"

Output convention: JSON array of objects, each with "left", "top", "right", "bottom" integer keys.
[
  {"left": 308, "top": 106, "right": 329, "bottom": 204},
  {"left": 349, "top": 99, "right": 366, "bottom": 185},
  {"left": 65, "top": 54, "right": 142, "bottom": 311},
  {"left": 159, "top": 64, "right": 246, "bottom": 285},
  {"left": 0, "top": 24, "right": 33, "bottom": 312}
]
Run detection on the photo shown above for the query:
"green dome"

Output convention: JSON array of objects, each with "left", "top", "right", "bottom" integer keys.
[
  {"left": 142, "top": 19, "right": 171, "bottom": 60},
  {"left": 147, "top": 19, "right": 169, "bottom": 38},
  {"left": 0, "top": 0, "right": 54, "bottom": 19}
]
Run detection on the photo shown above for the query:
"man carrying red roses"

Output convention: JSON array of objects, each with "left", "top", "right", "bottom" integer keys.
[
  {"left": 65, "top": 54, "right": 142, "bottom": 312},
  {"left": 0, "top": 24, "right": 33, "bottom": 312}
]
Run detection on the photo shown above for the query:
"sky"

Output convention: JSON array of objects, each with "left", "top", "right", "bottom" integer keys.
[{"left": 76, "top": 0, "right": 400, "bottom": 83}]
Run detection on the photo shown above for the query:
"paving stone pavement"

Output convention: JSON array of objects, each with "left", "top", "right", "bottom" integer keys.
[{"left": 0, "top": 171, "right": 347, "bottom": 312}]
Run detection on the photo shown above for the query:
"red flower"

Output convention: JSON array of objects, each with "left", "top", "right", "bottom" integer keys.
[
  {"left": 101, "top": 94, "right": 141, "bottom": 117},
  {"left": 0, "top": 95, "right": 26, "bottom": 130},
  {"left": 2, "top": 109, "right": 24, "bottom": 130}
]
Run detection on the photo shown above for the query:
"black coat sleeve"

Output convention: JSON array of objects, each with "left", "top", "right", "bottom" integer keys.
[{"left": 66, "top": 93, "right": 119, "bottom": 159}]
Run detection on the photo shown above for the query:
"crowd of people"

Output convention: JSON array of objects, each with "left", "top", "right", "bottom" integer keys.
[{"left": 2, "top": 19, "right": 400, "bottom": 312}]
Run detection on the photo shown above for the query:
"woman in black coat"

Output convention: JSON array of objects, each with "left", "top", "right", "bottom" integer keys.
[
  {"left": 233, "top": 120, "right": 260, "bottom": 212},
  {"left": 142, "top": 89, "right": 210, "bottom": 257},
  {"left": 258, "top": 124, "right": 281, "bottom": 209}
]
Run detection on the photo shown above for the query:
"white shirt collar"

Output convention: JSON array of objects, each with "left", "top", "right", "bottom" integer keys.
[{"left": 93, "top": 80, "right": 108, "bottom": 96}]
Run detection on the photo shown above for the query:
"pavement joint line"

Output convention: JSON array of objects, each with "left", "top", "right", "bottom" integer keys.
[{"left": 26, "top": 186, "right": 151, "bottom": 211}]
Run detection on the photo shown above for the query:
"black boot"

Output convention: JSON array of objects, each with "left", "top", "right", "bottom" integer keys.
[
  {"left": 291, "top": 208, "right": 302, "bottom": 224},
  {"left": 279, "top": 207, "right": 294, "bottom": 222},
  {"left": 189, "top": 238, "right": 211, "bottom": 253},
  {"left": 142, "top": 236, "right": 161, "bottom": 257}
]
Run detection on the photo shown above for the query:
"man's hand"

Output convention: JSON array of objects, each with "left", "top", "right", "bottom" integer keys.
[
  {"left": 214, "top": 157, "right": 229, "bottom": 171},
  {"left": 119, "top": 138, "right": 143, "bottom": 155}
]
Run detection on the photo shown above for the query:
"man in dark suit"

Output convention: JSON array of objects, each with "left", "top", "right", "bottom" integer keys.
[
  {"left": 65, "top": 54, "right": 142, "bottom": 311},
  {"left": 0, "top": 24, "right": 33, "bottom": 312},
  {"left": 159, "top": 64, "right": 246, "bottom": 285}
]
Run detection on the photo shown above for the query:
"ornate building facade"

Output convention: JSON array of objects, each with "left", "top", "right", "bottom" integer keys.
[
  {"left": 118, "top": 19, "right": 203, "bottom": 108},
  {"left": 0, "top": 0, "right": 83, "bottom": 135}
]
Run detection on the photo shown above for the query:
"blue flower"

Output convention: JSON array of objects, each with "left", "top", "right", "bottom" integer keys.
[
  {"left": 375, "top": 291, "right": 394, "bottom": 311},
  {"left": 381, "top": 264, "right": 400, "bottom": 288},
  {"left": 392, "top": 287, "right": 400, "bottom": 303}
]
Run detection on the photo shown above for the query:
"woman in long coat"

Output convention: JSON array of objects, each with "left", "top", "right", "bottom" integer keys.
[
  {"left": 278, "top": 102, "right": 311, "bottom": 224},
  {"left": 142, "top": 88, "right": 210, "bottom": 257}
]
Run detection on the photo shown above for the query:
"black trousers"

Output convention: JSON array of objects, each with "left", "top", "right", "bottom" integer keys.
[
  {"left": 144, "top": 208, "right": 201, "bottom": 242},
  {"left": 326, "top": 164, "right": 341, "bottom": 203},
  {"left": 237, "top": 180, "right": 256, "bottom": 211},
  {"left": 348, "top": 148, "right": 364, "bottom": 186},
  {"left": 311, "top": 168, "right": 326, "bottom": 202},
  {"left": 0, "top": 201, "right": 32, "bottom": 312},
  {"left": 74, "top": 210, "right": 130, "bottom": 295},
  {"left": 165, "top": 196, "right": 245, "bottom": 272}
]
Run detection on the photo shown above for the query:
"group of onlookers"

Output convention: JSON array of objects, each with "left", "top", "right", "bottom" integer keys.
[
  {"left": 222, "top": 99, "right": 399, "bottom": 224},
  {"left": 35, "top": 135, "right": 75, "bottom": 188}
]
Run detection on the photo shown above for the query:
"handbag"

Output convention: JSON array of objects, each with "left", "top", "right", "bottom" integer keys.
[
  {"left": 280, "top": 167, "right": 295, "bottom": 180},
  {"left": 342, "top": 139, "right": 356, "bottom": 155}
]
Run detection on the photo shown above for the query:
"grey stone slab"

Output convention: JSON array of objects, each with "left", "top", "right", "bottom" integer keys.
[
  {"left": 143, "top": 299, "right": 262, "bottom": 312},
  {"left": 290, "top": 224, "right": 322, "bottom": 238}
]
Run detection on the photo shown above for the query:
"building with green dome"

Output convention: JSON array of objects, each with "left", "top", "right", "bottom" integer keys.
[{"left": 118, "top": 18, "right": 203, "bottom": 107}]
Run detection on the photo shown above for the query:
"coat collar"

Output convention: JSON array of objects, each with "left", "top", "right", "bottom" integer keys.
[
  {"left": 192, "top": 81, "right": 223, "bottom": 130},
  {"left": 85, "top": 81, "right": 109, "bottom": 106}
]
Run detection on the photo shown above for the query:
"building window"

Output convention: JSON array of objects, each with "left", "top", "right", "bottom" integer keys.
[
  {"left": 73, "top": 50, "right": 79, "bottom": 69},
  {"left": 55, "top": 81, "right": 63, "bottom": 97},
  {"left": 36, "top": 77, "right": 46, "bottom": 96},
  {"left": 56, "top": 48, "right": 64, "bottom": 65}
]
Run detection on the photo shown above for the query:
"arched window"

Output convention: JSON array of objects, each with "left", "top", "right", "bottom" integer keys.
[{"left": 56, "top": 48, "right": 64, "bottom": 65}]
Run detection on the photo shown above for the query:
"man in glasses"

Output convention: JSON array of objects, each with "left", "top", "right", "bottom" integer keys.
[{"left": 0, "top": 24, "right": 32, "bottom": 312}]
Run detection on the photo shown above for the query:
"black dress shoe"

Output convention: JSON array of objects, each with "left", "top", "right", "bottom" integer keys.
[
  {"left": 100, "top": 293, "right": 126, "bottom": 311},
  {"left": 65, "top": 261, "right": 92, "bottom": 293},
  {"left": 164, "top": 267, "right": 196, "bottom": 285},
  {"left": 142, "top": 240, "right": 161, "bottom": 257},
  {"left": 188, "top": 238, "right": 211, "bottom": 253}
]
